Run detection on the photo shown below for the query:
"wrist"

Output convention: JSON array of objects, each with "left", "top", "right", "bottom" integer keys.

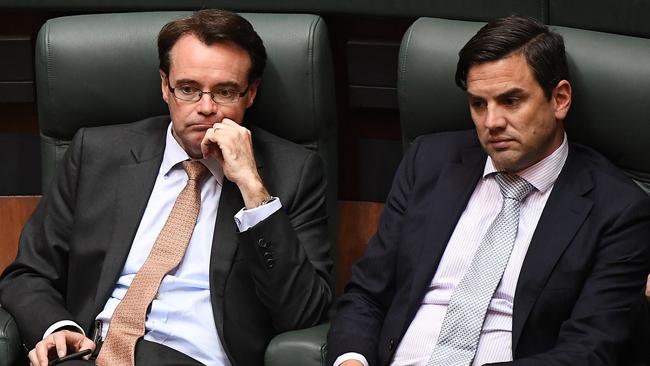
[
  {"left": 244, "top": 195, "right": 274, "bottom": 210},
  {"left": 239, "top": 176, "right": 271, "bottom": 209}
]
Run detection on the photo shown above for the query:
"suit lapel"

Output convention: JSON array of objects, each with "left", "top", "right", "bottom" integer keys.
[
  {"left": 209, "top": 180, "right": 243, "bottom": 296},
  {"left": 210, "top": 137, "right": 262, "bottom": 341},
  {"left": 511, "top": 150, "right": 594, "bottom": 350},
  {"left": 209, "top": 180, "right": 253, "bottom": 341},
  {"left": 94, "top": 128, "right": 165, "bottom": 312},
  {"left": 406, "top": 147, "right": 485, "bottom": 323}
]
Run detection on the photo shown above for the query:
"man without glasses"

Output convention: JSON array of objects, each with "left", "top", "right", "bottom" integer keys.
[{"left": 328, "top": 15, "right": 650, "bottom": 366}]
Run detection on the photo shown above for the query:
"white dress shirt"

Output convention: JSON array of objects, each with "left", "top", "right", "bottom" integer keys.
[
  {"left": 46, "top": 123, "right": 281, "bottom": 366},
  {"left": 335, "top": 134, "right": 568, "bottom": 366}
]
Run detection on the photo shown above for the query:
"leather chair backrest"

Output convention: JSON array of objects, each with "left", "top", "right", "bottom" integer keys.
[
  {"left": 548, "top": 0, "right": 650, "bottom": 38},
  {"left": 398, "top": 17, "right": 650, "bottom": 193},
  {"left": 35, "top": 11, "right": 338, "bottom": 242}
]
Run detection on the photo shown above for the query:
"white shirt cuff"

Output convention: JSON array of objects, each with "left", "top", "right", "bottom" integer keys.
[
  {"left": 234, "top": 197, "right": 282, "bottom": 232},
  {"left": 333, "top": 352, "right": 369, "bottom": 366},
  {"left": 43, "top": 320, "right": 85, "bottom": 339}
]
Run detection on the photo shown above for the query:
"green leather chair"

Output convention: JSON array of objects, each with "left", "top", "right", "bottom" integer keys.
[
  {"left": 0, "top": 314, "right": 21, "bottom": 366},
  {"left": 0, "top": 11, "right": 336, "bottom": 365}
]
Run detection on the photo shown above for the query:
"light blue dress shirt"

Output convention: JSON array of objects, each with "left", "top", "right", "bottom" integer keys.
[{"left": 46, "top": 123, "right": 281, "bottom": 365}]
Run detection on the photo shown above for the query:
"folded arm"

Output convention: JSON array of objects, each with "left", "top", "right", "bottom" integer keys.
[{"left": 238, "top": 149, "right": 334, "bottom": 331}]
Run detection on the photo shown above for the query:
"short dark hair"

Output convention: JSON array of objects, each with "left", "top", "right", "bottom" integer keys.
[
  {"left": 158, "top": 9, "right": 267, "bottom": 84},
  {"left": 455, "top": 15, "right": 569, "bottom": 99}
]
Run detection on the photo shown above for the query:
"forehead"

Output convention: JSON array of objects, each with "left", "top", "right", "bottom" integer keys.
[
  {"left": 168, "top": 34, "right": 251, "bottom": 84},
  {"left": 466, "top": 53, "right": 540, "bottom": 96}
]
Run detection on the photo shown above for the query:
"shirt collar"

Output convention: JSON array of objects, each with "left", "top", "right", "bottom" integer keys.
[
  {"left": 483, "top": 132, "right": 568, "bottom": 193},
  {"left": 161, "top": 123, "right": 224, "bottom": 185}
]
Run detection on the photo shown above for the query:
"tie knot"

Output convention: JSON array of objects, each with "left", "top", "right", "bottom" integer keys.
[
  {"left": 182, "top": 160, "right": 208, "bottom": 181},
  {"left": 494, "top": 173, "right": 534, "bottom": 202}
]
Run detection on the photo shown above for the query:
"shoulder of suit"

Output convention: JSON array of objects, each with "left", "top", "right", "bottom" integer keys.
[
  {"left": 87, "top": 115, "right": 170, "bottom": 134},
  {"left": 71, "top": 115, "right": 169, "bottom": 160},
  {"left": 567, "top": 141, "right": 649, "bottom": 200},
  {"left": 249, "top": 124, "right": 314, "bottom": 157},
  {"left": 408, "top": 129, "right": 481, "bottom": 161},
  {"left": 78, "top": 115, "right": 169, "bottom": 141}
]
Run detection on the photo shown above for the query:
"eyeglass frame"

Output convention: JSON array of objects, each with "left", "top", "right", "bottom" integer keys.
[{"left": 166, "top": 78, "right": 250, "bottom": 105}]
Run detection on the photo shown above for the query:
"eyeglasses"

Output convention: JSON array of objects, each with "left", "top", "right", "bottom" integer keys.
[{"left": 168, "top": 82, "right": 249, "bottom": 104}]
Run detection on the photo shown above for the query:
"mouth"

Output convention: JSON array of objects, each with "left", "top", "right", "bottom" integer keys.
[
  {"left": 487, "top": 137, "right": 515, "bottom": 150},
  {"left": 187, "top": 122, "right": 216, "bottom": 130}
]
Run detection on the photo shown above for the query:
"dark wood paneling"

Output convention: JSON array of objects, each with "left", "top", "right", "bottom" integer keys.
[
  {"left": 336, "top": 200, "right": 383, "bottom": 295},
  {"left": 0, "top": 195, "right": 40, "bottom": 272},
  {"left": 327, "top": 15, "right": 410, "bottom": 200}
]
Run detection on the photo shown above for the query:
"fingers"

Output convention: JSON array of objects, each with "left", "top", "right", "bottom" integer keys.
[
  {"left": 201, "top": 127, "right": 213, "bottom": 158},
  {"left": 201, "top": 119, "right": 262, "bottom": 190},
  {"left": 30, "top": 335, "right": 54, "bottom": 366},
  {"left": 219, "top": 118, "right": 240, "bottom": 128},
  {"left": 210, "top": 120, "right": 253, "bottom": 151},
  {"left": 53, "top": 331, "right": 69, "bottom": 358},
  {"left": 202, "top": 121, "right": 252, "bottom": 162},
  {"left": 210, "top": 119, "right": 251, "bottom": 139},
  {"left": 28, "top": 330, "right": 96, "bottom": 366},
  {"left": 27, "top": 348, "right": 40, "bottom": 366},
  {"left": 77, "top": 336, "right": 97, "bottom": 359},
  {"left": 201, "top": 127, "right": 224, "bottom": 163},
  {"left": 64, "top": 330, "right": 96, "bottom": 354}
]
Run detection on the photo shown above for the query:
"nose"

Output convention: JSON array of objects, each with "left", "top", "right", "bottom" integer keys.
[
  {"left": 197, "top": 92, "right": 218, "bottom": 116},
  {"left": 483, "top": 104, "right": 506, "bottom": 130}
]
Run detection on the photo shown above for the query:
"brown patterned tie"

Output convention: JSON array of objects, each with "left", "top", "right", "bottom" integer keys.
[{"left": 96, "top": 160, "right": 208, "bottom": 366}]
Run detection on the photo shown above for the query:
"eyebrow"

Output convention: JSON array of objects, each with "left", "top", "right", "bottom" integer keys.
[
  {"left": 172, "top": 79, "right": 242, "bottom": 89},
  {"left": 497, "top": 87, "right": 526, "bottom": 99},
  {"left": 467, "top": 87, "right": 526, "bottom": 100},
  {"left": 173, "top": 78, "right": 200, "bottom": 86}
]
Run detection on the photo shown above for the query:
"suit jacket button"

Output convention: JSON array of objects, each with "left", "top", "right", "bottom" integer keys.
[
  {"left": 258, "top": 238, "right": 269, "bottom": 248},
  {"left": 388, "top": 339, "right": 395, "bottom": 351}
]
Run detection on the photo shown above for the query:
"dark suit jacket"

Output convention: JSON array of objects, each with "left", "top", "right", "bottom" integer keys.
[
  {"left": 0, "top": 116, "right": 333, "bottom": 366},
  {"left": 327, "top": 130, "right": 650, "bottom": 366}
]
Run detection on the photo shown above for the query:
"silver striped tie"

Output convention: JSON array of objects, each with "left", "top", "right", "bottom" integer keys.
[{"left": 427, "top": 173, "right": 534, "bottom": 366}]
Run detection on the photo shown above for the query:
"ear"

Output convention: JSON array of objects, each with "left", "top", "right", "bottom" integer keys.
[
  {"left": 244, "top": 79, "right": 261, "bottom": 109},
  {"left": 552, "top": 79, "right": 572, "bottom": 121},
  {"left": 160, "top": 70, "right": 170, "bottom": 104}
]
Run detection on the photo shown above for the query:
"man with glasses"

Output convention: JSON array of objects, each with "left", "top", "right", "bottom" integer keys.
[{"left": 0, "top": 9, "right": 332, "bottom": 366}]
